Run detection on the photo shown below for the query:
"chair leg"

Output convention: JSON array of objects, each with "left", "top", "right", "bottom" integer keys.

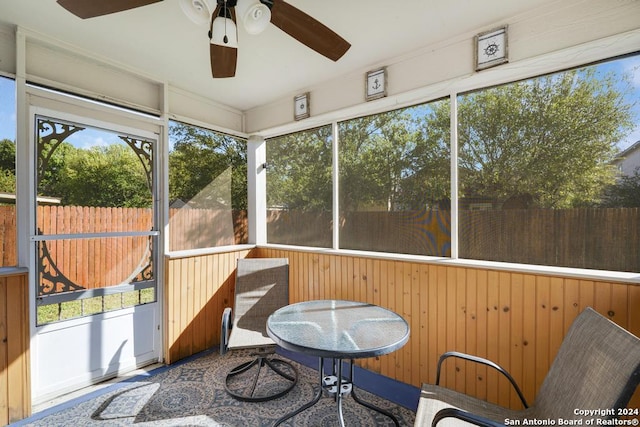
[
  {"left": 225, "top": 355, "right": 298, "bottom": 402},
  {"left": 264, "top": 357, "right": 297, "bottom": 382}
]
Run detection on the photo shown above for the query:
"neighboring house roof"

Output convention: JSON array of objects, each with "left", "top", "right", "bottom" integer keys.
[
  {"left": 613, "top": 140, "right": 640, "bottom": 177},
  {"left": 0, "top": 192, "right": 61, "bottom": 205}
]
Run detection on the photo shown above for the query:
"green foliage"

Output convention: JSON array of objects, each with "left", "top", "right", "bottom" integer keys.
[
  {"left": 169, "top": 122, "right": 247, "bottom": 210},
  {"left": 53, "top": 143, "right": 152, "bottom": 208},
  {"left": 339, "top": 104, "right": 451, "bottom": 212},
  {"left": 267, "top": 126, "right": 333, "bottom": 211},
  {"left": 0, "top": 169, "right": 15, "bottom": 193},
  {"left": 268, "top": 65, "right": 633, "bottom": 213},
  {"left": 0, "top": 139, "right": 15, "bottom": 193},
  {"left": 456, "top": 68, "right": 633, "bottom": 208},
  {"left": 37, "top": 141, "right": 78, "bottom": 201},
  {"left": 601, "top": 169, "right": 640, "bottom": 207},
  {"left": 32, "top": 121, "right": 248, "bottom": 210},
  {"left": 0, "top": 138, "right": 15, "bottom": 172}
]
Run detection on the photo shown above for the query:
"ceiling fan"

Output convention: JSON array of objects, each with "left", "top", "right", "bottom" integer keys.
[{"left": 56, "top": 0, "right": 351, "bottom": 78}]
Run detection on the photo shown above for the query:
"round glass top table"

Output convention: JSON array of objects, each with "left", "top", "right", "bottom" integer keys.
[{"left": 267, "top": 299, "right": 410, "bottom": 427}]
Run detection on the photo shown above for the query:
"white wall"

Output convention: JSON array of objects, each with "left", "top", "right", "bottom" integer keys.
[
  {"left": 244, "top": 0, "right": 640, "bottom": 136},
  {"left": 617, "top": 143, "right": 640, "bottom": 177},
  {"left": 2, "top": 0, "right": 639, "bottom": 136},
  {"left": 0, "top": 24, "right": 245, "bottom": 133}
]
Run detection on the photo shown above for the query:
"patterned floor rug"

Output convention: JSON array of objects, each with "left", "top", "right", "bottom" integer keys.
[{"left": 18, "top": 349, "right": 416, "bottom": 426}]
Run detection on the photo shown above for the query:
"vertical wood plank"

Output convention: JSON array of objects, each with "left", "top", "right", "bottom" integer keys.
[
  {"left": 610, "top": 283, "right": 629, "bottom": 330},
  {"left": 401, "top": 262, "right": 412, "bottom": 384},
  {"left": 0, "top": 274, "right": 30, "bottom": 423},
  {"left": 339, "top": 255, "right": 348, "bottom": 301},
  {"left": 485, "top": 270, "right": 500, "bottom": 403},
  {"left": 6, "top": 275, "right": 27, "bottom": 422},
  {"left": 535, "top": 275, "right": 551, "bottom": 393},
  {"left": 410, "top": 262, "right": 421, "bottom": 386},
  {"left": 434, "top": 265, "right": 449, "bottom": 388},
  {"left": 394, "top": 261, "right": 405, "bottom": 381},
  {"left": 329, "top": 255, "right": 337, "bottom": 301},
  {"left": 521, "top": 273, "right": 537, "bottom": 404},
  {"left": 474, "top": 268, "right": 488, "bottom": 401},
  {"left": 193, "top": 256, "right": 204, "bottom": 353},
  {"left": 426, "top": 265, "right": 439, "bottom": 384},
  {"left": 548, "top": 277, "right": 564, "bottom": 369},
  {"left": 563, "top": 279, "right": 580, "bottom": 333},
  {"left": 509, "top": 273, "right": 523, "bottom": 409},
  {"left": 0, "top": 278, "right": 8, "bottom": 426},
  {"left": 352, "top": 256, "right": 361, "bottom": 303},
  {"left": 379, "top": 260, "right": 392, "bottom": 377},
  {"left": 455, "top": 268, "right": 467, "bottom": 392},
  {"left": 464, "top": 268, "right": 478, "bottom": 398},
  {"left": 318, "top": 254, "right": 327, "bottom": 301},
  {"left": 418, "top": 264, "right": 430, "bottom": 385},
  {"left": 497, "top": 271, "right": 511, "bottom": 407}
]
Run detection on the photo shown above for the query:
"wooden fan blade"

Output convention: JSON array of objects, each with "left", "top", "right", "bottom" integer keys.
[
  {"left": 57, "top": 0, "right": 163, "bottom": 19},
  {"left": 209, "top": 5, "right": 238, "bottom": 78},
  {"left": 210, "top": 44, "right": 238, "bottom": 78},
  {"left": 268, "top": 0, "right": 350, "bottom": 61}
]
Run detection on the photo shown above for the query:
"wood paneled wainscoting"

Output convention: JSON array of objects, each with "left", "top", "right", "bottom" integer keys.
[
  {"left": 165, "top": 247, "right": 640, "bottom": 410},
  {"left": 164, "top": 249, "right": 253, "bottom": 364},
  {"left": 0, "top": 270, "right": 30, "bottom": 425}
]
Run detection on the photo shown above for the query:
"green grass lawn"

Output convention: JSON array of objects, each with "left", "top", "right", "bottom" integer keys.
[{"left": 37, "top": 288, "right": 155, "bottom": 325}]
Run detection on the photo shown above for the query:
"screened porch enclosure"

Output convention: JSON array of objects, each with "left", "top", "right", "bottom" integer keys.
[{"left": 0, "top": 0, "right": 639, "bottom": 424}]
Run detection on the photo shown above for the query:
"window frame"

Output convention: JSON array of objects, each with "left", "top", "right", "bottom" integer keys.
[
  {"left": 166, "top": 118, "right": 249, "bottom": 254},
  {"left": 258, "top": 48, "right": 640, "bottom": 283},
  {"left": 26, "top": 88, "right": 163, "bottom": 323}
]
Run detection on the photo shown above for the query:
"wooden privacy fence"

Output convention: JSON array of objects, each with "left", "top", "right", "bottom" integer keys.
[
  {"left": 37, "top": 205, "right": 153, "bottom": 294},
  {"left": 267, "top": 210, "right": 452, "bottom": 255},
  {"left": 267, "top": 208, "right": 640, "bottom": 272},
  {"left": 169, "top": 208, "right": 247, "bottom": 251},
  {"left": 0, "top": 206, "right": 247, "bottom": 293},
  {"left": 1, "top": 206, "right": 638, "bottom": 284},
  {"left": 459, "top": 208, "right": 640, "bottom": 272},
  {"left": 0, "top": 207, "right": 16, "bottom": 267}
]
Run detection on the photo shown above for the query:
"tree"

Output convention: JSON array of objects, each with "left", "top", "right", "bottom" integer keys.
[
  {"left": 601, "top": 168, "right": 640, "bottom": 207},
  {"left": 55, "top": 144, "right": 152, "bottom": 208},
  {"left": 339, "top": 110, "right": 413, "bottom": 213},
  {"left": 392, "top": 101, "right": 451, "bottom": 210},
  {"left": 274, "top": 66, "right": 632, "bottom": 213},
  {"left": 266, "top": 126, "right": 333, "bottom": 211},
  {"left": 37, "top": 140, "right": 78, "bottom": 200},
  {"left": 453, "top": 68, "right": 634, "bottom": 208},
  {"left": 169, "top": 122, "right": 247, "bottom": 210},
  {"left": 0, "top": 139, "right": 16, "bottom": 193}
]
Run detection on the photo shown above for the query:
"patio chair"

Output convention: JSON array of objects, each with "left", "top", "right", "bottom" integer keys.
[
  {"left": 415, "top": 307, "right": 640, "bottom": 427},
  {"left": 220, "top": 257, "right": 297, "bottom": 402}
]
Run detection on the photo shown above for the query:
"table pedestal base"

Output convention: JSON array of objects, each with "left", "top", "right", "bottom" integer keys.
[{"left": 273, "top": 358, "right": 400, "bottom": 427}]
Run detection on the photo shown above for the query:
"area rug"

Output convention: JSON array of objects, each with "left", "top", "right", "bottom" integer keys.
[{"left": 17, "top": 349, "right": 416, "bottom": 426}]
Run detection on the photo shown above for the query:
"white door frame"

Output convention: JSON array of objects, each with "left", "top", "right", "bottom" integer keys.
[{"left": 23, "top": 87, "right": 164, "bottom": 404}]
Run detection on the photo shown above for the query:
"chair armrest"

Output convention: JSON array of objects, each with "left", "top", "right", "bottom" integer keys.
[
  {"left": 220, "top": 307, "right": 233, "bottom": 355},
  {"left": 436, "top": 351, "right": 528, "bottom": 408},
  {"left": 432, "top": 408, "right": 505, "bottom": 427}
]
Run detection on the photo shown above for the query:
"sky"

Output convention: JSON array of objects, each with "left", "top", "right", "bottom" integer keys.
[
  {"left": 1, "top": 55, "right": 640, "bottom": 150},
  {"left": 0, "top": 76, "right": 15, "bottom": 142}
]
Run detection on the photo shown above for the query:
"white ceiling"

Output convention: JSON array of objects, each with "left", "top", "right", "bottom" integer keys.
[{"left": 0, "top": 0, "right": 557, "bottom": 112}]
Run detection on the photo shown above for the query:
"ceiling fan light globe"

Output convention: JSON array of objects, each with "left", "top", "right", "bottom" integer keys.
[
  {"left": 210, "top": 17, "right": 238, "bottom": 48},
  {"left": 236, "top": 0, "right": 271, "bottom": 34},
  {"left": 179, "top": 0, "right": 211, "bottom": 25}
]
